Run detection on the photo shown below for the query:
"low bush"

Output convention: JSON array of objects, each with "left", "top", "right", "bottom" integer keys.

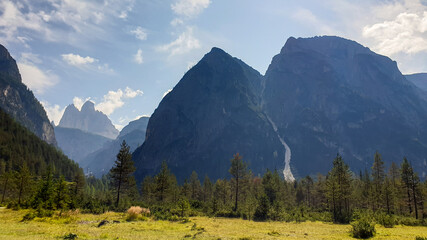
[
  {"left": 351, "top": 216, "right": 375, "bottom": 239},
  {"left": 376, "top": 213, "right": 395, "bottom": 228}
]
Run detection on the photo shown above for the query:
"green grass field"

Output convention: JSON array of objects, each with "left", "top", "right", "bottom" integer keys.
[{"left": 0, "top": 207, "right": 426, "bottom": 240}]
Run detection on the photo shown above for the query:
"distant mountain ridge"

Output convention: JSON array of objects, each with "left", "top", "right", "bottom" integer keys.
[
  {"left": 406, "top": 73, "right": 427, "bottom": 92},
  {"left": 58, "top": 101, "right": 118, "bottom": 139},
  {"left": 82, "top": 116, "right": 149, "bottom": 177},
  {"left": 0, "top": 44, "right": 56, "bottom": 145},
  {"left": 132, "top": 36, "right": 427, "bottom": 182},
  {"left": 55, "top": 126, "right": 111, "bottom": 164}
]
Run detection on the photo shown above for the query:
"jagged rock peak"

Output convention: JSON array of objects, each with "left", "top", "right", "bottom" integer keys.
[
  {"left": 58, "top": 100, "right": 119, "bottom": 139},
  {"left": 0, "top": 44, "right": 22, "bottom": 81},
  {"left": 81, "top": 101, "right": 95, "bottom": 112}
]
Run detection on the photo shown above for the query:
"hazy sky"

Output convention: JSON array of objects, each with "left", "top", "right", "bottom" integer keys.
[{"left": 1, "top": 0, "right": 426, "bottom": 130}]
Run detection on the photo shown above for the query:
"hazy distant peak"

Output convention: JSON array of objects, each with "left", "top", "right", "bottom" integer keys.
[
  {"left": 58, "top": 100, "right": 118, "bottom": 139},
  {"left": 81, "top": 100, "right": 95, "bottom": 112}
]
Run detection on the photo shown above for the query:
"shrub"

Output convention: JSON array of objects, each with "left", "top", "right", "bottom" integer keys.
[
  {"left": 351, "top": 217, "right": 376, "bottom": 239},
  {"left": 126, "top": 206, "right": 143, "bottom": 221},
  {"left": 415, "top": 237, "right": 427, "bottom": 240},
  {"left": 63, "top": 233, "right": 78, "bottom": 239},
  {"left": 376, "top": 213, "right": 395, "bottom": 228}
]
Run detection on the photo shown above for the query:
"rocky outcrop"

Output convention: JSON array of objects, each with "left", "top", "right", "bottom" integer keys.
[
  {"left": 58, "top": 101, "right": 119, "bottom": 139},
  {"left": 0, "top": 44, "right": 57, "bottom": 145}
]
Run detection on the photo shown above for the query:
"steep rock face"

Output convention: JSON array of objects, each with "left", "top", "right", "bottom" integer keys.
[
  {"left": 82, "top": 116, "right": 149, "bottom": 177},
  {"left": 0, "top": 44, "right": 57, "bottom": 145},
  {"left": 133, "top": 48, "right": 285, "bottom": 182},
  {"left": 263, "top": 36, "right": 427, "bottom": 177},
  {"left": 406, "top": 73, "right": 427, "bottom": 92},
  {"left": 55, "top": 126, "right": 111, "bottom": 164},
  {"left": 58, "top": 101, "right": 118, "bottom": 139}
]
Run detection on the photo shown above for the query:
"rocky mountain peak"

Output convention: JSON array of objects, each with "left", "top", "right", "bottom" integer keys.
[
  {"left": 81, "top": 101, "right": 95, "bottom": 112},
  {"left": 58, "top": 100, "right": 118, "bottom": 139},
  {"left": 0, "top": 44, "right": 22, "bottom": 81}
]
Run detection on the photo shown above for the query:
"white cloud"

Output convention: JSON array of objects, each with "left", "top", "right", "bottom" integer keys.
[
  {"left": 0, "top": 0, "right": 135, "bottom": 45},
  {"left": 62, "top": 53, "right": 97, "bottom": 66},
  {"left": 130, "top": 26, "right": 147, "bottom": 40},
  {"left": 157, "top": 27, "right": 201, "bottom": 56},
  {"left": 17, "top": 62, "right": 58, "bottom": 94},
  {"left": 95, "top": 87, "right": 143, "bottom": 115},
  {"left": 171, "top": 0, "right": 211, "bottom": 18},
  {"left": 363, "top": 11, "right": 427, "bottom": 56},
  {"left": 40, "top": 101, "right": 65, "bottom": 126},
  {"left": 171, "top": 18, "right": 184, "bottom": 26},
  {"left": 134, "top": 49, "right": 143, "bottom": 64}
]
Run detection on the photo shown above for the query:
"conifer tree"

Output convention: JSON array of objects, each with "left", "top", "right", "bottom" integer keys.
[
  {"left": 189, "top": 171, "right": 202, "bottom": 201},
  {"left": 109, "top": 140, "right": 136, "bottom": 207},
  {"left": 371, "top": 151, "right": 385, "bottom": 211},
  {"left": 32, "top": 166, "right": 54, "bottom": 209},
  {"left": 54, "top": 175, "right": 69, "bottom": 210},
  {"left": 326, "top": 153, "right": 352, "bottom": 223},
  {"left": 229, "top": 153, "right": 247, "bottom": 212},
  {"left": 155, "top": 161, "right": 172, "bottom": 202},
  {"left": 15, "top": 163, "right": 31, "bottom": 206}
]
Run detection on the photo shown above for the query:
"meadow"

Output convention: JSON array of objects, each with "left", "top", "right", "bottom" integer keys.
[{"left": 1, "top": 207, "right": 426, "bottom": 240}]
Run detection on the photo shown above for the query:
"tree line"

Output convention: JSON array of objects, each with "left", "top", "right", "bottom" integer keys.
[{"left": 1, "top": 138, "right": 426, "bottom": 225}]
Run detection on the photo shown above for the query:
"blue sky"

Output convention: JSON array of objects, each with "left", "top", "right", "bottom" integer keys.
[{"left": 1, "top": 0, "right": 427, "bottom": 130}]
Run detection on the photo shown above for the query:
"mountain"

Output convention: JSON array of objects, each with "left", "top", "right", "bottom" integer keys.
[
  {"left": 58, "top": 101, "right": 119, "bottom": 139},
  {"left": 132, "top": 48, "right": 286, "bottom": 182},
  {"left": 405, "top": 73, "right": 427, "bottom": 91},
  {"left": 262, "top": 36, "right": 427, "bottom": 178},
  {"left": 55, "top": 126, "right": 111, "bottom": 164},
  {"left": 81, "top": 116, "right": 149, "bottom": 177},
  {"left": 0, "top": 44, "right": 56, "bottom": 145},
  {"left": 0, "top": 108, "right": 81, "bottom": 180}
]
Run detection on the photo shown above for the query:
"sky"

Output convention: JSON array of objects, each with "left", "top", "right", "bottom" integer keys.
[{"left": 1, "top": 0, "right": 427, "bottom": 130}]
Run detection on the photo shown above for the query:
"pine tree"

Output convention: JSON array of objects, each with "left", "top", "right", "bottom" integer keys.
[
  {"left": 371, "top": 151, "right": 385, "bottom": 211},
  {"left": 155, "top": 161, "right": 172, "bottom": 202},
  {"left": 229, "top": 153, "right": 247, "bottom": 212},
  {"left": 326, "top": 153, "right": 352, "bottom": 223},
  {"left": 15, "top": 163, "right": 31, "bottom": 206},
  {"left": 189, "top": 171, "right": 202, "bottom": 201},
  {"left": 54, "top": 175, "right": 69, "bottom": 210},
  {"left": 32, "top": 166, "right": 54, "bottom": 209},
  {"left": 401, "top": 157, "right": 413, "bottom": 215},
  {"left": 202, "top": 175, "right": 213, "bottom": 203},
  {"left": 109, "top": 140, "right": 136, "bottom": 207}
]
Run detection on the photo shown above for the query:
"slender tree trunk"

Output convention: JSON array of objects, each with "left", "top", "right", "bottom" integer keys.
[
  {"left": 116, "top": 169, "right": 123, "bottom": 207},
  {"left": 411, "top": 176, "right": 418, "bottom": 219},
  {"left": 234, "top": 175, "right": 239, "bottom": 212}
]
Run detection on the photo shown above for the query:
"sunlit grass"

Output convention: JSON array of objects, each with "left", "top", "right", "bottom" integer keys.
[{"left": 0, "top": 207, "right": 426, "bottom": 239}]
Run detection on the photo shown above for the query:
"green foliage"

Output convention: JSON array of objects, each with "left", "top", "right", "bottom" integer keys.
[
  {"left": 0, "top": 108, "right": 81, "bottom": 181},
  {"left": 375, "top": 212, "right": 395, "bottom": 228},
  {"left": 351, "top": 216, "right": 376, "bottom": 239},
  {"left": 326, "top": 154, "right": 353, "bottom": 223},
  {"left": 253, "top": 194, "right": 269, "bottom": 221},
  {"left": 109, "top": 140, "right": 136, "bottom": 208},
  {"left": 63, "top": 233, "right": 78, "bottom": 240}
]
